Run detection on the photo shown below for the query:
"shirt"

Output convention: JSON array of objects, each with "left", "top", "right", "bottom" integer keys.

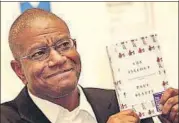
[
  {"left": 28, "top": 86, "right": 161, "bottom": 123},
  {"left": 28, "top": 85, "right": 97, "bottom": 123}
]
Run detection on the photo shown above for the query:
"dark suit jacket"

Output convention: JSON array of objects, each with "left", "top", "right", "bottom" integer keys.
[{"left": 1, "top": 87, "right": 154, "bottom": 123}]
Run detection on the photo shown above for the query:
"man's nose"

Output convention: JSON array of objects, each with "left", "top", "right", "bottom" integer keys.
[{"left": 48, "top": 49, "right": 67, "bottom": 68}]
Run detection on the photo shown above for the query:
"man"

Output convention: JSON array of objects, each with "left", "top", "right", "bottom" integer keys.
[{"left": 1, "top": 8, "right": 178, "bottom": 123}]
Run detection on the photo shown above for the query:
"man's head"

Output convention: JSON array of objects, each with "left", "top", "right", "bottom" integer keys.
[{"left": 9, "top": 8, "right": 81, "bottom": 100}]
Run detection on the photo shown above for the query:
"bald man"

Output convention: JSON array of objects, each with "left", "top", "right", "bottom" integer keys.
[{"left": 1, "top": 8, "right": 178, "bottom": 123}]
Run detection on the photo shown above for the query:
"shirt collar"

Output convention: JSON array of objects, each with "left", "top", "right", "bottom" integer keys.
[
  {"left": 28, "top": 85, "right": 96, "bottom": 123},
  {"left": 28, "top": 90, "right": 59, "bottom": 123},
  {"left": 78, "top": 85, "right": 96, "bottom": 119}
]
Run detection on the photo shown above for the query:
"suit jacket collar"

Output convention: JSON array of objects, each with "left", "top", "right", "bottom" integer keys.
[{"left": 15, "top": 87, "right": 50, "bottom": 123}]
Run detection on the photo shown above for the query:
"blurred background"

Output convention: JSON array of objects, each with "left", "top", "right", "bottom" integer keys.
[{"left": 1, "top": 2, "right": 178, "bottom": 103}]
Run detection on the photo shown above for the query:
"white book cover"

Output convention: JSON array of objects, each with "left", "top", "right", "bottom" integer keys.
[{"left": 106, "top": 34, "right": 169, "bottom": 119}]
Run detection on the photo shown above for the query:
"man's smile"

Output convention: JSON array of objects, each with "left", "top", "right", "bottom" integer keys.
[{"left": 45, "top": 68, "right": 73, "bottom": 79}]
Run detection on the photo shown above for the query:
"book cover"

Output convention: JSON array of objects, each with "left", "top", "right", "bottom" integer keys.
[{"left": 106, "top": 34, "right": 169, "bottom": 119}]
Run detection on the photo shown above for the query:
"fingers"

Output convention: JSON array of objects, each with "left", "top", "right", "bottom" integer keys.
[
  {"left": 162, "top": 95, "right": 178, "bottom": 115},
  {"left": 160, "top": 88, "right": 178, "bottom": 105},
  {"left": 125, "top": 116, "right": 140, "bottom": 122},
  {"left": 108, "top": 115, "right": 139, "bottom": 123},
  {"left": 159, "top": 88, "right": 179, "bottom": 123},
  {"left": 120, "top": 109, "right": 138, "bottom": 116},
  {"left": 107, "top": 110, "right": 140, "bottom": 123},
  {"left": 173, "top": 113, "right": 178, "bottom": 123},
  {"left": 169, "top": 104, "right": 178, "bottom": 122},
  {"left": 119, "top": 110, "right": 139, "bottom": 120}
]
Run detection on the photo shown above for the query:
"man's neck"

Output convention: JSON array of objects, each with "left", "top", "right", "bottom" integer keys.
[
  {"left": 52, "top": 87, "right": 80, "bottom": 111},
  {"left": 30, "top": 87, "right": 80, "bottom": 112}
]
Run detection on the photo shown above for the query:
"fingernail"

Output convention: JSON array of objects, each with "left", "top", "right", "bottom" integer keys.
[{"left": 159, "top": 104, "right": 163, "bottom": 111}]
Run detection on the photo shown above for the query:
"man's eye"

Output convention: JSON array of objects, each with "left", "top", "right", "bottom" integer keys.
[
  {"left": 31, "top": 51, "right": 46, "bottom": 58},
  {"left": 57, "top": 41, "right": 71, "bottom": 49},
  {"left": 62, "top": 42, "right": 70, "bottom": 47}
]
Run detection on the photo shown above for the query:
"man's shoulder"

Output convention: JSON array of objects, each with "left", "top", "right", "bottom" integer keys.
[
  {"left": 1, "top": 87, "right": 29, "bottom": 123},
  {"left": 1, "top": 100, "right": 17, "bottom": 112},
  {"left": 1, "top": 87, "right": 25, "bottom": 113},
  {"left": 1, "top": 100, "right": 22, "bottom": 122}
]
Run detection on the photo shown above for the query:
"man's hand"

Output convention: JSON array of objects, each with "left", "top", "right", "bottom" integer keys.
[
  {"left": 107, "top": 109, "right": 140, "bottom": 123},
  {"left": 159, "top": 88, "right": 179, "bottom": 123}
]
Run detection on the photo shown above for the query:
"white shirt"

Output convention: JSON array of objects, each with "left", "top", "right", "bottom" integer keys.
[
  {"left": 28, "top": 86, "right": 160, "bottom": 123},
  {"left": 28, "top": 85, "right": 98, "bottom": 123}
]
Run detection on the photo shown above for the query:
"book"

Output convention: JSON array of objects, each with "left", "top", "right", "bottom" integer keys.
[{"left": 106, "top": 34, "right": 169, "bottom": 119}]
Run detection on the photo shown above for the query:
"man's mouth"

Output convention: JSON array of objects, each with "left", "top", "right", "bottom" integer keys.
[{"left": 45, "top": 68, "right": 73, "bottom": 79}]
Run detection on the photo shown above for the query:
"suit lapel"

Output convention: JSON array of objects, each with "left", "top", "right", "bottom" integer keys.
[
  {"left": 82, "top": 88, "right": 119, "bottom": 123},
  {"left": 15, "top": 87, "right": 51, "bottom": 123}
]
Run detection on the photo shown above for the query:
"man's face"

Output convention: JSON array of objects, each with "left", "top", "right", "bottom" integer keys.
[{"left": 13, "top": 18, "right": 81, "bottom": 99}]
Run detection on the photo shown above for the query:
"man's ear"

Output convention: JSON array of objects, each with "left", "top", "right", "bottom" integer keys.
[{"left": 11, "top": 60, "right": 28, "bottom": 85}]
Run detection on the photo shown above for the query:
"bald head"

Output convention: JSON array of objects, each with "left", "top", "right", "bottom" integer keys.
[{"left": 9, "top": 8, "right": 69, "bottom": 60}]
